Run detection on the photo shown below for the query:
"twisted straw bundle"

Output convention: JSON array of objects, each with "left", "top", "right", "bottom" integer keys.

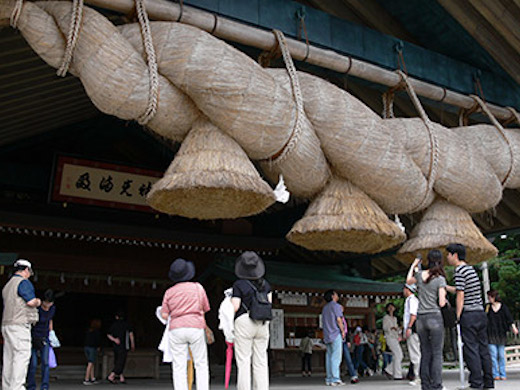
[
  {"left": 147, "top": 117, "right": 275, "bottom": 219},
  {"left": 397, "top": 198, "right": 498, "bottom": 264},
  {"left": 287, "top": 176, "right": 406, "bottom": 253}
]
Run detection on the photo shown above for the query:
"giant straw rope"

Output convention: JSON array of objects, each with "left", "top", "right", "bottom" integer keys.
[{"left": 1, "top": 1, "right": 520, "bottom": 257}]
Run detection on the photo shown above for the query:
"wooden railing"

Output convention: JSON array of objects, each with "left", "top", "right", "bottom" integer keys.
[{"left": 505, "top": 345, "right": 520, "bottom": 367}]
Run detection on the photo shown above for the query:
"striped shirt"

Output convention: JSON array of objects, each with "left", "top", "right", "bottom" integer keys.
[{"left": 455, "top": 264, "right": 483, "bottom": 312}]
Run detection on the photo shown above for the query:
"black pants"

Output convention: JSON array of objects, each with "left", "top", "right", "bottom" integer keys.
[
  {"left": 301, "top": 353, "right": 312, "bottom": 372},
  {"left": 460, "top": 311, "right": 494, "bottom": 389},
  {"left": 113, "top": 348, "right": 128, "bottom": 376}
]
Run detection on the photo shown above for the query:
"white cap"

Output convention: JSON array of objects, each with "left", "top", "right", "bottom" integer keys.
[{"left": 14, "top": 259, "right": 32, "bottom": 270}]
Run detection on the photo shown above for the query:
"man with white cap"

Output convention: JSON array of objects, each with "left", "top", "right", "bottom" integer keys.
[
  {"left": 2, "top": 259, "right": 41, "bottom": 390},
  {"left": 403, "top": 283, "right": 420, "bottom": 386}
]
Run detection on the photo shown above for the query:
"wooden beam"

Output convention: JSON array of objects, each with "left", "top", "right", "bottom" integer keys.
[
  {"left": 438, "top": 0, "right": 520, "bottom": 84},
  {"left": 340, "top": 0, "right": 420, "bottom": 44},
  {"left": 469, "top": 0, "right": 520, "bottom": 54}
]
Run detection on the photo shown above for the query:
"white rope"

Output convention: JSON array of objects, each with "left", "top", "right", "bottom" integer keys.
[
  {"left": 269, "top": 29, "right": 304, "bottom": 163},
  {"left": 135, "top": 0, "right": 160, "bottom": 125},
  {"left": 10, "top": 0, "right": 23, "bottom": 29},
  {"left": 397, "top": 70, "right": 439, "bottom": 212},
  {"left": 472, "top": 95, "right": 515, "bottom": 188},
  {"left": 57, "top": 0, "right": 84, "bottom": 77}
]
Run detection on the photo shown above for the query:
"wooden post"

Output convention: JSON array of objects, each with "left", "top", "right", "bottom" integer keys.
[{"left": 82, "top": 0, "right": 514, "bottom": 120}]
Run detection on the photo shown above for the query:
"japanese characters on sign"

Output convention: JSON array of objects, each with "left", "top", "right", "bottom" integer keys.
[{"left": 52, "top": 156, "right": 162, "bottom": 212}]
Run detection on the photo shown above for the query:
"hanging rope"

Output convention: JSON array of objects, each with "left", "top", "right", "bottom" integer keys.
[
  {"left": 135, "top": 0, "right": 160, "bottom": 125},
  {"left": 10, "top": 0, "right": 23, "bottom": 28},
  {"left": 263, "top": 30, "right": 304, "bottom": 163},
  {"left": 297, "top": 10, "right": 310, "bottom": 62},
  {"left": 471, "top": 95, "right": 515, "bottom": 187},
  {"left": 397, "top": 70, "right": 439, "bottom": 212},
  {"left": 506, "top": 107, "right": 520, "bottom": 126},
  {"left": 258, "top": 38, "right": 281, "bottom": 68},
  {"left": 56, "top": 0, "right": 84, "bottom": 77}
]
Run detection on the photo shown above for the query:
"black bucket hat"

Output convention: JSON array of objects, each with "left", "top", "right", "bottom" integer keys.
[
  {"left": 168, "top": 258, "right": 196, "bottom": 283},
  {"left": 235, "top": 251, "right": 265, "bottom": 280}
]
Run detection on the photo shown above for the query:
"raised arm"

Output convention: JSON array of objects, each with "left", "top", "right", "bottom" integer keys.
[{"left": 406, "top": 258, "right": 421, "bottom": 285}]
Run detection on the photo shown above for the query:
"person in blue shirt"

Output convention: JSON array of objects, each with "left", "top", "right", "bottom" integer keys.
[
  {"left": 27, "top": 289, "right": 56, "bottom": 390},
  {"left": 2, "top": 259, "right": 41, "bottom": 390}
]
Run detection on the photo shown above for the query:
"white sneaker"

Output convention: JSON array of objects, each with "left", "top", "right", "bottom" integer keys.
[
  {"left": 330, "top": 381, "right": 346, "bottom": 386},
  {"left": 409, "top": 380, "right": 417, "bottom": 386}
]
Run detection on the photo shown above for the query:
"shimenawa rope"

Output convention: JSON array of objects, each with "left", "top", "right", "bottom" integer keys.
[
  {"left": 135, "top": 0, "right": 160, "bottom": 125},
  {"left": 398, "top": 70, "right": 439, "bottom": 212},
  {"left": 471, "top": 95, "right": 515, "bottom": 187},
  {"left": 57, "top": 0, "right": 84, "bottom": 77}
]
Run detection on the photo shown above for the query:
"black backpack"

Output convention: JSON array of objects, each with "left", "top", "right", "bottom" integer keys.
[{"left": 243, "top": 280, "right": 272, "bottom": 322}]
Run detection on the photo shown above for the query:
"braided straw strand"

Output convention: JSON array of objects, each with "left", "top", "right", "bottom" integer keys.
[
  {"left": 472, "top": 95, "right": 515, "bottom": 187},
  {"left": 270, "top": 30, "right": 304, "bottom": 163},
  {"left": 398, "top": 70, "right": 439, "bottom": 212},
  {"left": 135, "top": 0, "right": 159, "bottom": 125},
  {"left": 57, "top": 0, "right": 84, "bottom": 77},
  {"left": 10, "top": 0, "right": 23, "bottom": 28}
]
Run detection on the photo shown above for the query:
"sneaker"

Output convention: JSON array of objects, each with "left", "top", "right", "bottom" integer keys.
[
  {"left": 409, "top": 380, "right": 418, "bottom": 386},
  {"left": 330, "top": 381, "right": 346, "bottom": 386},
  {"left": 351, "top": 377, "right": 359, "bottom": 384},
  {"left": 325, "top": 382, "right": 332, "bottom": 386},
  {"left": 83, "top": 380, "right": 94, "bottom": 386},
  {"left": 366, "top": 368, "right": 374, "bottom": 376}
]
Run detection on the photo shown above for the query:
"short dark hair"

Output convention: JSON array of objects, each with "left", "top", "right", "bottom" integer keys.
[
  {"left": 487, "top": 289, "right": 501, "bottom": 302},
  {"left": 385, "top": 302, "right": 395, "bottom": 313},
  {"left": 115, "top": 309, "right": 125, "bottom": 319},
  {"left": 43, "top": 289, "right": 55, "bottom": 303},
  {"left": 324, "top": 290, "right": 336, "bottom": 303},
  {"left": 446, "top": 243, "right": 466, "bottom": 260}
]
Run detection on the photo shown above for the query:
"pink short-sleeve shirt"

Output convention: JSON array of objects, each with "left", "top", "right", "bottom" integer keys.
[{"left": 161, "top": 282, "right": 210, "bottom": 330}]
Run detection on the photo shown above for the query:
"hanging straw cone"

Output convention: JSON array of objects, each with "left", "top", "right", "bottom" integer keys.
[
  {"left": 397, "top": 198, "right": 498, "bottom": 264},
  {"left": 147, "top": 117, "right": 276, "bottom": 219},
  {"left": 286, "top": 176, "right": 406, "bottom": 253}
]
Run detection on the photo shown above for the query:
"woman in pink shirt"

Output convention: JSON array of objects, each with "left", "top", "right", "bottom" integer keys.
[{"left": 161, "top": 258, "right": 210, "bottom": 390}]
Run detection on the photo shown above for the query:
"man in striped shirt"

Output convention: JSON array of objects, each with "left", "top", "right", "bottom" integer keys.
[{"left": 446, "top": 243, "right": 493, "bottom": 389}]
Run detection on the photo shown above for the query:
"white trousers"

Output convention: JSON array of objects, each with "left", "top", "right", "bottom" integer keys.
[
  {"left": 169, "top": 327, "right": 208, "bottom": 390},
  {"left": 407, "top": 333, "right": 421, "bottom": 379},
  {"left": 234, "top": 314, "right": 269, "bottom": 390},
  {"left": 385, "top": 336, "right": 403, "bottom": 379},
  {"left": 2, "top": 324, "right": 32, "bottom": 390}
]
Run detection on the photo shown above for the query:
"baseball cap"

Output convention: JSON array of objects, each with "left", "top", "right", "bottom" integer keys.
[
  {"left": 405, "top": 283, "right": 417, "bottom": 293},
  {"left": 14, "top": 259, "right": 33, "bottom": 274}
]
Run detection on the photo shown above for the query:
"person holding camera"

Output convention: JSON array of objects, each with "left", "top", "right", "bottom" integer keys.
[{"left": 407, "top": 250, "right": 447, "bottom": 390}]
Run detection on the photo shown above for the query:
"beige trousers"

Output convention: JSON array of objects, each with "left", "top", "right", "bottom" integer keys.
[
  {"left": 2, "top": 324, "right": 32, "bottom": 390},
  {"left": 234, "top": 314, "right": 269, "bottom": 390},
  {"left": 385, "top": 336, "right": 403, "bottom": 379},
  {"left": 407, "top": 333, "right": 421, "bottom": 379}
]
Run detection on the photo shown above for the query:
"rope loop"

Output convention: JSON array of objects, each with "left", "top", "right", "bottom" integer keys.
[
  {"left": 10, "top": 0, "right": 23, "bottom": 29},
  {"left": 397, "top": 70, "right": 439, "bottom": 212},
  {"left": 135, "top": 0, "right": 160, "bottom": 125},
  {"left": 263, "top": 30, "right": 304, "bottom": 164},
  {"left": 57, "top": 0, "right": 84, "bottom": 77},
  {"left": 471, "top": 95, "right": 515, "bottom": 187}
]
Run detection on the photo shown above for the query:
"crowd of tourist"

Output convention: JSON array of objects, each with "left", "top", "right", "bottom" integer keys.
[{"left": 3, "top": 242, "right": 519, "bottom": 389}]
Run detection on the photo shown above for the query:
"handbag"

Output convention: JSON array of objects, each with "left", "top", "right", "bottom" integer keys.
[{"left": 441, "top": 302, "right": 457, "bottom": 328}]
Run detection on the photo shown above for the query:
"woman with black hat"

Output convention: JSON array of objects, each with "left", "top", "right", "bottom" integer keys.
[
  {"left": 160, "top": 258, "right": 210, "bottom": 390},
  {"left": 231, "top": 251, "right": 272, "bottom": 390}
]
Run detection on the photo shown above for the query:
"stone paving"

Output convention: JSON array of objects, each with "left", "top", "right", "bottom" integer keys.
[{"left": 38, "top": 368, "right": 520, "bottom": 389}]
